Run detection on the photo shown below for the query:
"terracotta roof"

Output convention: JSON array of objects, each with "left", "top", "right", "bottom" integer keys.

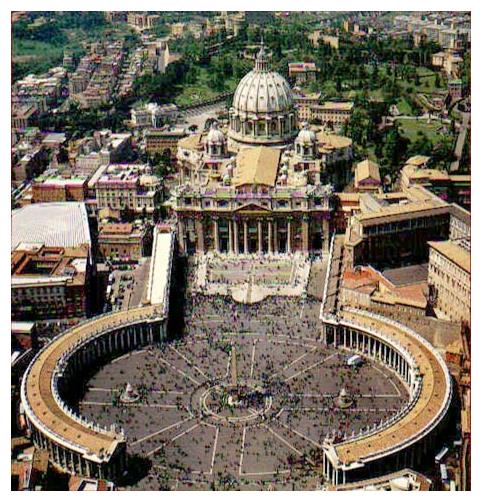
[
  {"left": 355, "top": 159, "right": 381, "bottom": 184},
  {"left": 178, "top": 133, "right": 204, "bottom": 151},
  {"left": 234, "top": 147, "right": 281, "bottom": 187},
  {"left": 357, "top": 200, "right": 449, "bottom": 225},
  {"left": 99, "top": 223, "right": 134, "bottom": 235},
  {"left": 331, "top": 309, "right": 450, "bottom": 466},
  {"left": 23, "top": 305, "right": 163, "bottom": 460},
  {"left": 316, "top": 132, "right": 352, "bottom": 149},
  {"left": 406, "top": 155, "right": 430, "bottom": 167}
]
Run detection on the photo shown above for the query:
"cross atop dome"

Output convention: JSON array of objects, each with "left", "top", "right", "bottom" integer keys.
[{"left": 255, "top": 36, "right": 269, "bottom": 72}]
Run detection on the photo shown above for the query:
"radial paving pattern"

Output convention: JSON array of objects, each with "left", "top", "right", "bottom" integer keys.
[{"left": 79, "top": 331, "right": 409, "bottom": 490}]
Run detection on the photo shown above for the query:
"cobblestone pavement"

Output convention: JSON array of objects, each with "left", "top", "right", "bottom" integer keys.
[{"left": 79, "top": 291, "right": 409, "bottom": 490}]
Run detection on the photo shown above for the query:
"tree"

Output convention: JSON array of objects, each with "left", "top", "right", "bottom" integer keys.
[{"left": 382, "top": 125, "right": 409, "bottom": 173}]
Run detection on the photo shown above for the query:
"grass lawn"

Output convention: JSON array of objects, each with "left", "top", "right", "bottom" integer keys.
[
  {"left": 395, "top": 97, "right": 414, "bottom": 115},
  {"left": 13, "top": 39, "right": 64, "bottom": 60},
  {"left": 174, "top": 67, "right": 238, "bottom": 106},
  {"left": 396, "top": 117, "right": 451, "bottom": 143}
]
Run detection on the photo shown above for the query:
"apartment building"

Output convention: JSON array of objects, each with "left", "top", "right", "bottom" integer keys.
[
  {"left": 94, "top": 164, "right": 161, "bottom": 215},
  {"left": 428, "top": 240, "right": 470, "bottom": 323},
  {"left": 11, "top": 243, "right": 91, "bottom": 321}
]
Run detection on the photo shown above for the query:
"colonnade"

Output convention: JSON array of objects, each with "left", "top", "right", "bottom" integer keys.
[
  {"left": 322, "top": 428, "right": 438, "bottom": 487},
  {"left": 23, "top": 317, "right": 166, "bottom": 481},
  {"left": 27, "top": 422, "right": 126, "bottom": 480},
  {"left": 320, "top": 314, "right": 451, "bottom": 487},
  {"left": 326, "top": 324, "right": 416, "bottom": 391}
]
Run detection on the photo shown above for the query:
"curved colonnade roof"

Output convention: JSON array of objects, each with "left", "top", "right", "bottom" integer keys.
[
  {"left": 22, "top": 305, "right": 163, "bottom": 460},
  {"left": 329, "top": 309, "right": 451, "bottom": 467}
]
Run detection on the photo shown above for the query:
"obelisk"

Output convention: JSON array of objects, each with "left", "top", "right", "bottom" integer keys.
[{"left": 230, "top": 346, "right": 238, "bottom": 386}]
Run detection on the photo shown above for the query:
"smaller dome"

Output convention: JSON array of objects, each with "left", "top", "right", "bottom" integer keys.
[
  {"left": 296, "top": 122, "right": 316, "bottom": 145},
  {"left": 206, "top": 122, "right": 225, "bottom": 144}
]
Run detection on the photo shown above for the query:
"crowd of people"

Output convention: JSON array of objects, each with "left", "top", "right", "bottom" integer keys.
[{"left": 76, "top": 258, "right": 408, "bottom": 489}]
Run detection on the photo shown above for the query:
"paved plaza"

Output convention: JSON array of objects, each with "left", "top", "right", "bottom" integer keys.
[
  {"left": 192, "top": 253, "right": 313, "bottom": 303},
  {"left": 78, "top": 289, "right": 409, "bottom": 490}
]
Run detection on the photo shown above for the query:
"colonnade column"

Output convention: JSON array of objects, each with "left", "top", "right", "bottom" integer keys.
[
  {"left": 258, "top": 220, "right": 263, "bottom": 254},
  {"left": 195, "top": 219, "right": 204, "bottom": 254},
  {"left": 323, "top": 217, "right": 330, "bottom": 252},
  {"left": 287, "top": 219, "right": 292, "bottom": 253},
  {"left": 228, "top": 220, "right": 233, "bottom": 254},
  {"left": 178, "top": 218, "right": 186, "bottom": 254},
  {"left": 243, "top": 220, "right": 248, "bottom": 254},
  {"left": 213, "top": 219, "right": 220, "bottom": 253},
  {"left": 268, "top": 220, "right": 273, "bottom": 254},
  {"left": 233, "top": 219, "right": 239, "bottom": 254},
  {"left": 273, "top": 220, "right": 278, "bottom": 253},
  {"left": 302, "top": 216, "right": 309, "bottom": 253}
]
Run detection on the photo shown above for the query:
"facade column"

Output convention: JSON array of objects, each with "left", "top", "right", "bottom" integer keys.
[
  {"left": 243, "top": 220, "right": 248, "bottom": 254},
  {"left": 213, "top": 218, "right": 220, "bottom": 253},
  {"left": 233, "top": 219, "right": 239, "bottom": 255},
  {"left": 195, "top": 218, "right": 204, "bottom": 254},
  {"left": 268, "top": 220, "right": 273, "bottom": 254},
  {"left": 287, "top": 219, "right": 292, "bottom": 253},
  {"left": 258, "top": 219, "right": 263, "bottom": 254},
  {"left": 302, "top": 216, "right": 309, "bottom": 253},
  {"left": 273, "top": 220, "right": 278, "bottom": 253},
  {"left": 228, "top": 220, "right": 233, "bottom": 254},
  {"left": 323, "top": 217, "right": 330, "bottom": 252}
]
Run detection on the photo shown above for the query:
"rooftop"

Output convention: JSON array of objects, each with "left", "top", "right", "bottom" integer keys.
[
  {"left": 328, "top": 309, "right": 450, "bottom": 466},
  {"left": 234, "top": 147, "right": 281, "bottom": 187},
  {"left": 429, "top": 240, "right": 470, "bottom": 273},
  {"left": 12, "top": 203, "right": 91, "bottom": 252},
  {"left": 355, "top": 159, "right": 381, "bottom": 184},
  {"left": 316, "top": 101, "right": 354, "bottom": 111},
  {"left": 145, "top": 228, "right": 173, "bottom": 314}
]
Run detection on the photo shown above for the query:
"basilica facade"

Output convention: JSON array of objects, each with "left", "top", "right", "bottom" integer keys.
[{"left": 171, "top": 44, "right": 353, "bottom": 255}]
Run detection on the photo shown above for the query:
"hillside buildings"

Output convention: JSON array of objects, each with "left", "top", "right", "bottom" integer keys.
[
  {"left": 127, "top": 12, "right": 160, "bottom": 31},
  {"left": 288, "top": 62, "right": 317, "bottom": 85},
  {"left": 131, "top": 103, "right": 178, "bottom": 128},
  {"left": 295, "top": 95, "right": 354, "bottom": 126}
]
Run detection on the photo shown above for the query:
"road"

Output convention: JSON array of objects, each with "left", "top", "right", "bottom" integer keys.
[
  {"left": 176, "top": 102, "right": 227, "bottom": 131},
  {"left": 450, "top": 112, "right": 470, "bottom": 173}
]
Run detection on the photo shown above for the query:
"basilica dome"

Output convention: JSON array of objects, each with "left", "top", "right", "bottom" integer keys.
[{"left": 228, "top": 43, "right": 297, "bottom": 150}]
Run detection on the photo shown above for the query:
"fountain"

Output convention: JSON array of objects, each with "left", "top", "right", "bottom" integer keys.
[
  {"left": 334, "top": 387, "right": 353, "bottom": 409},
  {"left": 120, "top": 382, "right": 140, "bottom": 403}
]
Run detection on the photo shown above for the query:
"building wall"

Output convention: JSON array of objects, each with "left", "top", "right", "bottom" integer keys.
[
  {"left": 12, "top": 281, "right": 88, "bottom": 321},
  {"left": 428, "top": 246, "right": 470, "bottom": 323},
  {"left": 98, "top": 237, "right": 143, "bottom": 262}
]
